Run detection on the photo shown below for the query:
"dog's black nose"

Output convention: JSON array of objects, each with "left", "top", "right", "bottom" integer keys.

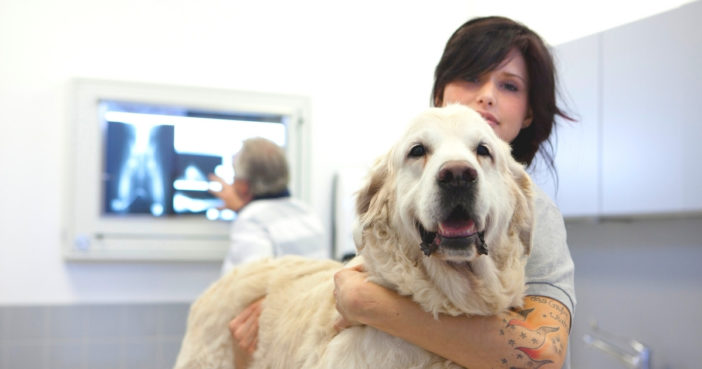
[{"left": 437, "top": 161, "right": 477, "bottom": 189}]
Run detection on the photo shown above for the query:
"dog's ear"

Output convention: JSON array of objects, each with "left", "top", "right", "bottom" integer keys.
[
  {"left": 354, "top": 152, "right": 393, "bottom": 252},
  {"left": 355, "top": 153, "right": 390, "bottom": 218},
  {"left": 508, "top": 160, "right": 535, "bottom": 256}
]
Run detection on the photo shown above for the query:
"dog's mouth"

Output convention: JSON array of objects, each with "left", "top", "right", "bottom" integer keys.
[{"left": 417, "top": 206, "right": 487, "bottom": 257}]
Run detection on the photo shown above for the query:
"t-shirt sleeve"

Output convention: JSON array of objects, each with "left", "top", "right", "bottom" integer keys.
[{"left": 524, "top": 188, "right": 577, "bottom": 317}]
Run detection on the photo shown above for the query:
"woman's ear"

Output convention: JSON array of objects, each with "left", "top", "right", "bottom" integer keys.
[{"left": 522, "top": 108, "right": 534, "bottom": 128}]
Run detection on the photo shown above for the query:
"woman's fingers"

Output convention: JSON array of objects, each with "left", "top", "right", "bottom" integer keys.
[
  {"left": 230, "top": 298, "right": 264, "bottom": 352},
  {"left": 239, "top": 308, "right": 260, "bottom": 349},
  {"left": 333, "top": 315, "right": 353, "bottom": 333},
  {"left": 333, "top": 263, "right": 369, "bottom": 331}
]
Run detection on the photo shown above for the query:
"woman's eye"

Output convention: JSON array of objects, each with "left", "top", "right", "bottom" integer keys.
[
  {"left": 408, "top": 144, "right": 426, "bottom": 158},
  {"left": 502, "top": 82, "right": 519, "bottom": 92},
  {"left": 477, "top": 144, "right": 491, "bottom": 157},
  {"left": 461, "top": 75, "right": 480, "bottom": 84}
]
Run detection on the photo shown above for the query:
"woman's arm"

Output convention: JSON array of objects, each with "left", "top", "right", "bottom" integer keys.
[{"left": 334, "top": 266, "right": 571, "bottom": 369}]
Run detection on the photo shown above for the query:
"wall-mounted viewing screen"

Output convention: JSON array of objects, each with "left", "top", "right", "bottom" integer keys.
[
  {"left": 65, "top": 79, "right": 310, "bottom": 260},
  {"left": 100, "top": 100, "right": 286, "bottom": 221}
]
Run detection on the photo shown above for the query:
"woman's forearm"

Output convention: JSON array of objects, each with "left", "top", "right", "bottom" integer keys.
[{"left": 355, "top": 284, "right": 570, "bottom": 369}]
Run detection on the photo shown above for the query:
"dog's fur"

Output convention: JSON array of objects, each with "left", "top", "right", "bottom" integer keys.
[{"left": 173, "top": 105, "right": 535, "bottom": 369}]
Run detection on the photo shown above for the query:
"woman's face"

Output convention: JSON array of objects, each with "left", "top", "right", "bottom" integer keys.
[{"left": 441, "top": 48, "right": 532, "bottom": 143}]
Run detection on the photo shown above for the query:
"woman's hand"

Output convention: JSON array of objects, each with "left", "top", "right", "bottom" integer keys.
[
  {"left": 230, "top": 298, "right": 264, "bottom": 369},
  {"left": 332, "top": 263, "right": 371, "bottom": 332}
]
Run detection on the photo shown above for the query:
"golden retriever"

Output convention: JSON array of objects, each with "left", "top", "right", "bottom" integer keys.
[{"left": 173, "top": 104, "right": 535, "bottom": 369}]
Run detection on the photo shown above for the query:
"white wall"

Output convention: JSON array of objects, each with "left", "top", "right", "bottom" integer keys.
[
  {"left": 0, "top": 0, "right": 471, "bottom": 304},
  {"left": 0, "top": 0, "right": 697, "bottom": 305}
]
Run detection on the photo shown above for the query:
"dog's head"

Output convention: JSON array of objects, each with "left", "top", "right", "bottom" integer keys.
[{"left": 356, "top": 104, "right": 533, "bottom": 280}]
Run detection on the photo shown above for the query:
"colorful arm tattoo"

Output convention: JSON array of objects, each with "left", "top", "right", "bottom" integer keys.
[{"left": 496, "top": 296, "right": 570, "bottom": 369}]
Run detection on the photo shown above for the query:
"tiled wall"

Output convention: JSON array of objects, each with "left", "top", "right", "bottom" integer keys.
[{"left": 0, "top": 303, "right": 190, "bottom": 369}]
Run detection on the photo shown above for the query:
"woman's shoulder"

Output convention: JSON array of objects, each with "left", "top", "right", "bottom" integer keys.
[
  {"left": 529, "top": 184, "right": 567, "bottom": 245},
  {"left": 531, "top": 184, "right": 564, "bottom": 222}
]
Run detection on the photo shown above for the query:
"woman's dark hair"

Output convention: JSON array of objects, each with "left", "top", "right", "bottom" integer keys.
[{"left": 432, "top": 16, "right": 572, "bottom": 168}]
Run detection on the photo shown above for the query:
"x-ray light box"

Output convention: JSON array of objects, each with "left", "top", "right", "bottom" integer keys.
[{"left": 65, "top": 79, "right": 310, "bottom": 260}]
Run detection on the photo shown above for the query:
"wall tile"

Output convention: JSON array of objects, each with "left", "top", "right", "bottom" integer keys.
[
  {"left": 2, "top": 306, "right": 47, "bottom": 341},
  {"left": 122, "top": 304, "right": 158, "bottom": 339},
  {"left": 123, "top": 340, "right": 158, "bottom": 369},
  {"left": 47, "top": 342, "right": 85, "bottom": 369},
  {"left": 84, "top": 305, "right": 125, "bottom": 340},
  {"left": 47, "top": 305, "right": 89, "bottom": 341},
  {"left": 0, "top": 308, "right": 5, "bottom": 369},
  {"left": 0, "top": 341, "right": 6, "bottom": 369},
  {"left": 0, "top": 303, "right": 190, "bottom": 369},
  {"left": 157, "top": 337, "right": 183, "bottom": 369},
  {"left": 4, "top": 342, "right": 47, "bottom": 369},
  {"left": 84, "top": 341, "right": 122, "bottom": 369},
  {"left": 157, "top": 303, "right": 189, "bottom": 337}
]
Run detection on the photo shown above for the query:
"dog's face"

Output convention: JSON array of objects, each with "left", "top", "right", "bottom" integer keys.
[{"left": 356, "top": 104, "right": 533, "bottom": 267}]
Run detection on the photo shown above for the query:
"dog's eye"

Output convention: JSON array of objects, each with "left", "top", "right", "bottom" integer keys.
[
  {"left": 477, "top": 144, "right": 491, "bottom": 157},
  {"left": 408, "top": 144, "right": 426, "bottom": 158}
]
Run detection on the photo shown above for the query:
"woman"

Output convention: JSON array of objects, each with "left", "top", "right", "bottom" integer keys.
[{"left": 232, "top": 16, "right": 576, "bottom": 369}]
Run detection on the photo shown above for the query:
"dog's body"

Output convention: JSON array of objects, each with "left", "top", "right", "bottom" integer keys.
[{"left": 174, "top": 105, "right": 535, "bottom": 369}]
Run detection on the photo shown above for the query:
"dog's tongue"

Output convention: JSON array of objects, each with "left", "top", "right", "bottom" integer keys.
[{"left": 438, "top": 219, "right": 476, "bottom": 238}]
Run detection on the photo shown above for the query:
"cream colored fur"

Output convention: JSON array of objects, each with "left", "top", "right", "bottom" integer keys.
[{"left": 174, "top": 104, "right": 535, "bottom": 369}]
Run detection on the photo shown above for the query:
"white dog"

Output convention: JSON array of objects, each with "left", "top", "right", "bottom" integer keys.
[{"left": 173, "top": 104, "right": 535, "bottom": 369}]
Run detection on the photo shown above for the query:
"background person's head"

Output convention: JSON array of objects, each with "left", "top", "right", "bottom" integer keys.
[
  {"left": 232, "top": 137, "right": 290, "bottom": 203},
  {"left": 431, "top": 16, "right": 571, "bottom": 167}
]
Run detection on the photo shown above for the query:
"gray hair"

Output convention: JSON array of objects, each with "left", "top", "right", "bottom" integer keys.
[{"left": 233, "top": 137, "right": 289, "bottom": 197}]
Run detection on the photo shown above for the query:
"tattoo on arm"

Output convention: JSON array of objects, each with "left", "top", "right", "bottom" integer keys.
[{"left": 497, "top": 296, "right": 570, "bottom": 369}]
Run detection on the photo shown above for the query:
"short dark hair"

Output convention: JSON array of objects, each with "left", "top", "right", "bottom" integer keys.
[{"left": 432, "top": 16, "right": 572, "bottom": 167}]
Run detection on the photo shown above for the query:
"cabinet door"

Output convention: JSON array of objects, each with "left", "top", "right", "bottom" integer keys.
[
  {"left": 536, "top": 34, "right": 600, "bottom": 217},
  {"left": 601, "top": 2, "right": 702, "bottom": 215}
]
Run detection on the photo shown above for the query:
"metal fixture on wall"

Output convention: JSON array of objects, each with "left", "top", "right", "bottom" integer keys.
[{"left": 583, "top": 321, "right": 652, "bottom": 369}]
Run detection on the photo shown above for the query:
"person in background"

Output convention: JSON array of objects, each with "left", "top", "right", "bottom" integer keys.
[
  {"left": 209, "top": 137, "right": 328, "bottom": 276},
  {"left": 231, "top": 16, "right": 576, "bottom": 369}
]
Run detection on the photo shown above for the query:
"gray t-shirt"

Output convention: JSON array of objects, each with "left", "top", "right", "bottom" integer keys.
[
  {"left": 524, "top": 186, "right": 576, "bottom": 369},
  {"left": 525, "top": 186, "right": 576, "bottom": 315}
]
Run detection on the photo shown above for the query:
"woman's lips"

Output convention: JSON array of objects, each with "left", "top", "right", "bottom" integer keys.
[{"left": 478, "top": 111, "right": 498, "bottom": 127}]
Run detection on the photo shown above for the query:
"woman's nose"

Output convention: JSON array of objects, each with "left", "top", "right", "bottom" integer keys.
[{"left": 476, "top": 81, "right": 496, "bottom": 106}]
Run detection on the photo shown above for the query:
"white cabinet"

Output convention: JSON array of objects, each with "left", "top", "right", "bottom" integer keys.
[
  {"left": 600, "top": 3, "right": 702, "bottom": 215},
  {"left": 546, "top": 1, "right": 702, "bottom": 218},
  {"left": 543, "top": 34, "right": 601, "bottom": 218}
]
